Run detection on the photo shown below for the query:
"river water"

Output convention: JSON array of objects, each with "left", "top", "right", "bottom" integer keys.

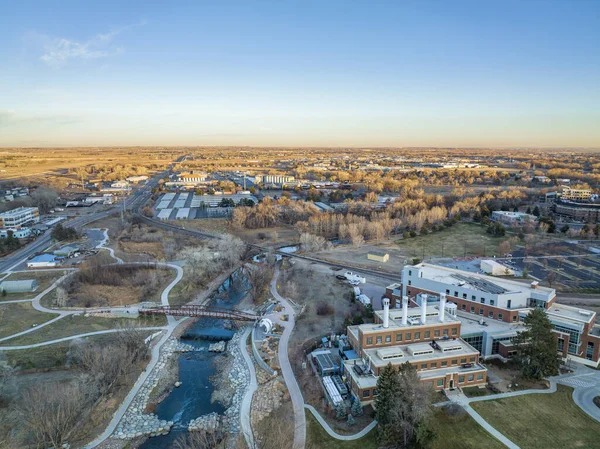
[{"left": 140, "top": 268, "right": 249, "bottom": 449}]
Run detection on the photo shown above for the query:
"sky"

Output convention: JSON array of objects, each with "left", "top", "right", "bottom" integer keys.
[{"left": 0, "top": 0, "right": 599, "bottom": 148}]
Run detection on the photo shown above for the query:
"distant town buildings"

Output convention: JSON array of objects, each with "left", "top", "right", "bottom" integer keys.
[
  {"left": 0, "top": 207, "right": 40, "bottom": 229},
  {"left": 255, "top": 174, "right": 295, "bottom": 185},
  {"left": 560, "top": 186, "right": 592, "bottom": 202}
]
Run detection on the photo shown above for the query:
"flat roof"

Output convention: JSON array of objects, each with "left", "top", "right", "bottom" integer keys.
[
  {"left": 455, "top": 311, "right": 523, "bottom": 336},
  {"left": 545, "top": 303, "right": 596, "bottom": 325},
  {"left": 0, "top": 207, "right": 37, "bottom": 218},
  {"left": 410, "top": 263, "right": 555, "bottom": 298},
  {"left": 367, "top": 305, "right": 459, "bottom": 332},
  {"left": 365, "top": 339, "right": 478, "bottom": 368}
]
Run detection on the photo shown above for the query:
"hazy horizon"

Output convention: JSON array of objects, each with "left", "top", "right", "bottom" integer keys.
[{"left": 1, "top": 1, "right": 599, "bottom": 148}]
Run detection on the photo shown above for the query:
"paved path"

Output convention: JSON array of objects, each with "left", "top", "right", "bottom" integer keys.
[
  {"left": 0, "top": 327, "right": 168, "bottom": 350},
  {"left": 95, "top": 228, "right": 124, "bottom": 264},
  {"left": 304, "top": 404, "right": 377, "bottom": 440},
  {"left": 270, "top": 263, "right": 306, "bottom": 449},
  {"left": 239, "top": 326, "right": 258, "bottom": 448},
  {"left": 0, "top": 298, "right": 34, "bottom": 304}
]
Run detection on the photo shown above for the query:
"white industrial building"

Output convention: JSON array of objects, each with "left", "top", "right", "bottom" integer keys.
[
  {"left": 0, "top": 207, "right": 40, "bottom": 229},
  {"left": 27, "top": 254, "right": 60, "bottom": 268},
  {"left": 480, "top": 259, "right": 514, "bottom": 276},
  {"left": 157, "top": 209, "right": 173, "bottom": 220},
  {"left": 0, "top": 279, "right": 39, "bottom": 293}
]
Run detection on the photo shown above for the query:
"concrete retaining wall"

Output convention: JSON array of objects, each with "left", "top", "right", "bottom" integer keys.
[{"left": 251, "top": 327, "right": 277, "bottom": 376}]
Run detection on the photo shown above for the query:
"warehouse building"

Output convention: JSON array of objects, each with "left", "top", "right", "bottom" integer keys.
[
  {"left": 0, "top": 279, "right": 39, "bottom": 293},
  {"left": 27, "top": 254, "right": 60, "bottom": 268}
]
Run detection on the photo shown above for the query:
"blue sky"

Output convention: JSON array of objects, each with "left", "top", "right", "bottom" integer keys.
[{"left": 1, "top": 0, "right": 599, "bottom": 147}]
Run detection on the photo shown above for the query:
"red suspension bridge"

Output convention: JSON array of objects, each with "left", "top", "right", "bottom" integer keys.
[{"left": 139, "top": 305, "right": 259, "bottom": 322}]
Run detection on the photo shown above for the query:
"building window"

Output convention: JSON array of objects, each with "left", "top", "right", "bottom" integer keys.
[
  {"left": 443, "top": 329, "right": 448, "bottom": 336},
  {"left": 425, "top": 331, "right": 430, "bottom": 339},
  {"left": 451, "top": 328, "right": 457, "bottom": 336},
  {"left": 406, "top": 332, "right": 411, "bottom": 340},
  {"left": 490, "top": 299, "right": 495, "bottom": 306},
  {"left": 408, "top": 280, "right": 411, "bottom": 286},
  {"left": 454, "top": 291, "right": 458, "bottom": 297},
  {"left": 470, "top": 306, "right": 475, "bottom": 313},
  {"left": 460, "top": 358, "right": 467, "bottom": 364},
  {"left": 396, "top": 334, "right": 402, "bottom": 342},
  {"left": 507, "top": 300, "right": 512, "bottom": 309},
  {"left": 461, "top": 304, "right": 466, "bottom": 310},
  {"left": 488, "top": 311, "right": 494, "bottom": 318},
  {"left": 587, "top": 342, "right": 595, "bottom": 361},
  {"left": 446, "top": 289, "right": 450, "bottom": 294},
  {"left": 480, "top": 298, "right": 485, "bottom": 304},
  {"left": 441, "top": 361, "right": 448, "bottom": 367},
  {"left": 421, "top": 363, "right": 427, "bottom": 370},
  {"left": 470, "top": 356, "right": 476, "bottom": 362},
  {"left": 479, "top": 308, "right": 484, "bottom": 315},
  {"left": 437, "top": 379, "right": 443, "bottom": 387},
  {"left": 376, "top": 336, "right": 382, "bottom": 344},
  {"left": 498, "top": 313, "right": 503, "bottom": 321},
  {"left": 431, "top": 362, "right": 437, "bottom": 368},
  {"left": 451, "top": 359, "right": 457, "bottom": 365},
  {"left": 512, "top": 315, "right": 517, "bottom": 322},
  {"left": 373, "top": 389, "right": 378, "bottom": 396},
  {"left": 367, "top": 337, "right": 373, "bottom": 345},
  {"left": 385, "top": 335, "right": 391, "bottom": 343},
  {"left": 463, "top": 335, "right": 483, "bottom": 354},
  {"left": 434, "top": 330, "right": 440, "bottom": 337},
  {"left": 458, "top": 376, "right": 465, "bottom": 383},
  {"left": 477, "top": 373, "right": 484, "bottom": 380},
  {"left": 468, "top": 375, "right": 474, "bottom": 382},
  {"left": 408, "top": 270, "right": 412, "bottom": 276},
  {"left": 363, "top": 390, "right": 370, "bottom": 398},
  {"left": 471, "top": 295, "right": 476, "bottom": 300},
  {"left": 415, "top": 332, "right": 420, "bottom": 340},
  {"left": 557, "top": 337, "right": 564, "bottom": 352}
]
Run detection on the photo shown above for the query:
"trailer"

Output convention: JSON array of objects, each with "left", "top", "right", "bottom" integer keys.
[{"left": 344, "top": 271, "right": 366, "bottom": 284}]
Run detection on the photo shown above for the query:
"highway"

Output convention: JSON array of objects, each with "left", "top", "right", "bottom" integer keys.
[{"left": 0, "top": 172, "right": 163, "bottom": 274}]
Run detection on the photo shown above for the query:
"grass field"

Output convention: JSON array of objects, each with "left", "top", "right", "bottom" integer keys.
[
  {"left": 0, "top": 314, "right": 166, "bottom": 346},
  {"left": 305, "top": 407, "right": 505, "bottom": 449},
  {"left": 0, "top": 270, "right": 66, "bottom": 300},
  {"left": 0, "top": 302, "right": 59, "bottom": 339},
  {"left": 471, "top": 385, "right": 600, "bottom": 449},
  {"left": 395, "top": 222, "right": 504, "bottom": 259}
]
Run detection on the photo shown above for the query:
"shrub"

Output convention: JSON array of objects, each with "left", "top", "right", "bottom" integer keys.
[
  {"left": 409, "top": 230, "right": 417, "bottom": 238},
  {"left": 316, "top": 302, "right": 334, "bottom": 316}
]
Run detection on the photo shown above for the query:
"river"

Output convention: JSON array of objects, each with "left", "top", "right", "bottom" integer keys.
[{"left": 139, "top": 268, "right": 249, "bottom": 449}]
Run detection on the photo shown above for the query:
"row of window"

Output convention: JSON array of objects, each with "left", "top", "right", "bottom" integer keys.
[
  {"left": 435, "top": 372, "right": 484, "bottom": 387},
  {"left": 459, "top": 303, "right": 518, "bottom": 322},
  {"left": 418, "top": 356, "right": 476, "bottom": 371},
  {"left": 365, "top": 327, "right": 458, "bottom": 346},
  {"left": 445, "top": 289, "right": 497, "bottom": 306}
]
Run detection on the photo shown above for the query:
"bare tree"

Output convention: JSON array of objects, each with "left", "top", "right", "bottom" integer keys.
[
  {"left": 17, "top": 381, "right": 93, "bottom": 449},
  {"left": 247, "top": 264, "right": 272, "bottom": 303}
]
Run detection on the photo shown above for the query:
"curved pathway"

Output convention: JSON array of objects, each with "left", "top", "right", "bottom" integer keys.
[
  {"left": 239, "top": 326, "right": 258, "bottom": 448},
  {"left": 0, "top": 327, "right": 168, "bottom": 350},
  {"left": 270, "top": 263, "right": 306, "bottom": 449},
  {"left": 95, "top": 228, "right": 124, "bottom": 264},
  {"left": 304, "top": 404, "right": 377, "bottom": 440}
]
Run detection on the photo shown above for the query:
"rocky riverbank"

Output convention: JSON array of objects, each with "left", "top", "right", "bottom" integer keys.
[{"left": 112, "top": 338, "right": 200, "bottom": 440}]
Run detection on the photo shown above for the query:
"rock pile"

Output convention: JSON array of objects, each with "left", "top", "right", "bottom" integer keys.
[
  {"left": 222, "top": 331, "right": 250, "bottom": 434},
  {"left": 113, "top": 336, "right": 179, "bottom": 440},
  {"left": 188, "top": 412, "right": 221, "bottom": 432},
  {"left": 251, "top": 370, "right": 285, "bottom": 425},
  {"left": 209, "top": 340, "right": 227, "bottom": 352},
  {"left": 174, "top": 342, "right": 198, "bottom": 352}
]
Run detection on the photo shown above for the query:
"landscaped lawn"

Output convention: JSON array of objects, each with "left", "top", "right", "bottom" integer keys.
[
  {"left": 395, "top": 222, "right": 504, "bottom": 259},
  {"left": 305, "top": 411, "right": 378, "bottom": 449},
  {"left": 471, "top": 385, "right": 600, "bottom": 449},
  {"left": 430, "top": 407, "right": 505, "bottom": 449},
  {"left": 305, "top": 406, "right": 505, "bottom": 449},
  {"left": 0, "top": 302, "right": 59, "bottom": 339}
]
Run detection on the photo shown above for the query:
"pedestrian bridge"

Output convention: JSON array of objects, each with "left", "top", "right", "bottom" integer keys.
[{"left": 139, "top": 305, "right": 259, "bottom": 322}]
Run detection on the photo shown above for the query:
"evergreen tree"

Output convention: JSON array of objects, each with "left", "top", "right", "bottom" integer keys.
[
  {"left": 335, "top": 402, "right": 346, "bottom": 420},
  {"left": 514, "top": 308, "right": 561, "bottom": 380},
  {"left": 347, "top": 414, "right": 355, "bottom": 427},
  {"left": 351, "top": 399, "right": 363, "bottom": 417},
  {"left": 532, "top": 205, "right": 541, "bottom": 217},
  {"left": 526, "top": 206, "right": 532, "bottom": 214}
]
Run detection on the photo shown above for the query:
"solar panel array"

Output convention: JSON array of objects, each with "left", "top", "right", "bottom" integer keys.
[{"left": 452, "top": 273, "right": 507, "bottom": 294}]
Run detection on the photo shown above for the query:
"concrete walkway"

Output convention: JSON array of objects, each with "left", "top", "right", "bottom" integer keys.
[
  {"left": 95, "top": 228, "right": 124, "bottom": 264},
  {"left": 304, "top": 404, "right": 377, "bottom": 440},
  {"left": 239, "top": 326, "right": 258, "bottom": 448},
  {"left": 462, "top": 404, "right": 520, "bottom": 449},
  {"left": 0, "top": 327, "right": 168, "bottom": 350},
  {"left": 270, "top": 263, "right": 306, "bottom": 449},
  {"left": 0, "top": 298, "right": 34, "bottom": 304}
]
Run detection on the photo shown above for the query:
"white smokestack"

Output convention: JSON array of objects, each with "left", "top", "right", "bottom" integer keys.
[
  {"left": 421, "top": 294, "right": 428, "bottom": 324},
  {"left": 402, "top": 296, "right": 408, "bottom": 325},
  {"left": 382, "top": 298, "right": 390, "bottom": 329},
  {"left": 439, "top": 293, "right": 446, "bottom": 323}
]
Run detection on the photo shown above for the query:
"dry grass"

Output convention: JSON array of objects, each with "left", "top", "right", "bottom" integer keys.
[
  {"left": 0, "top": 302, "right": 59, "bottom": 339},
  {"left": 0, "top": 271, "right": 65, "bottom": 300}
]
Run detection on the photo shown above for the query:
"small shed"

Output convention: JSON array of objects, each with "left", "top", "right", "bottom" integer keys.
[
  {"left": 0, "top": 279, "right": 39, "bottom": 293},
  {"left": 367, "top": 251, "right": 389, "bottom": 263}
]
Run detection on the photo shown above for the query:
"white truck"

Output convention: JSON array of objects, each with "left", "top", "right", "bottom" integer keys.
[{"left": 344, "top": 271, "right": 366, "bottom": 284}]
